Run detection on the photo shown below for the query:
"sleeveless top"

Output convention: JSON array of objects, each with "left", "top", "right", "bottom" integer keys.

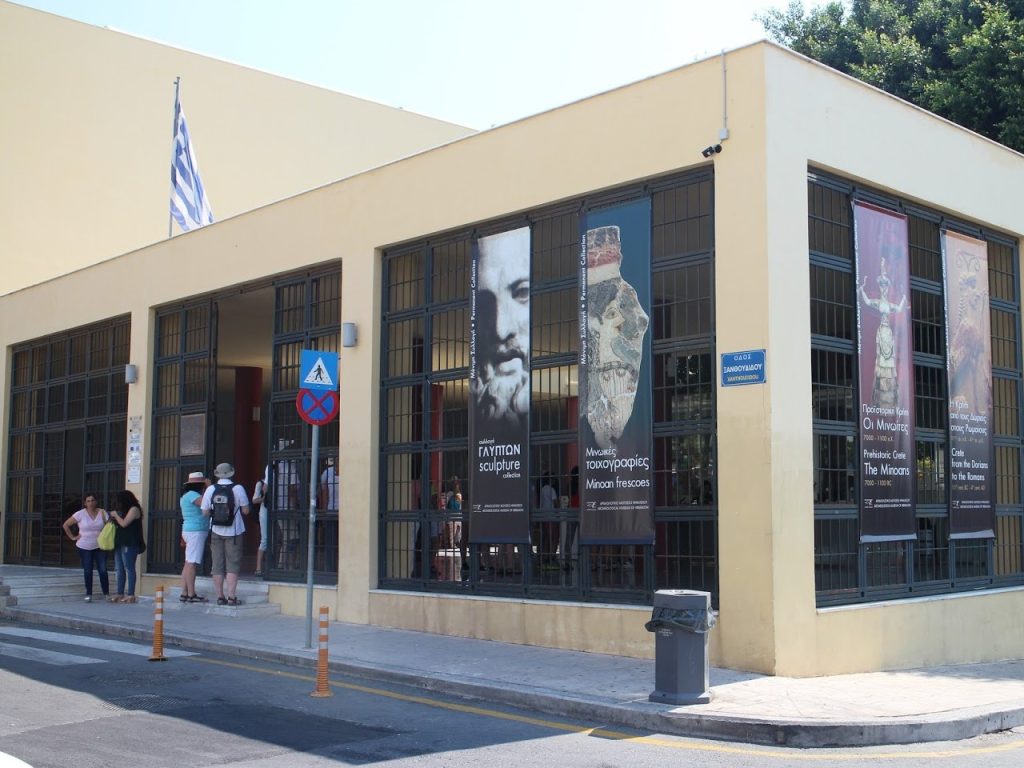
[
  {"left": 180, "top": 490, "right": 209, "bottom": 532},
  {"left": 114, "top": 508, "right": 145, "bottom": 549}
]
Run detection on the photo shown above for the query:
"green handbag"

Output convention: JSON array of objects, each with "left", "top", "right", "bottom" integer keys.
[{"left": 98, "top": 517, "right": 116, "bottom": 551}]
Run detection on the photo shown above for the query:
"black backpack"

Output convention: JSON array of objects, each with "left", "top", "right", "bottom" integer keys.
[{"left": 209, "top": 483, "right": 238, "bottom": 526}]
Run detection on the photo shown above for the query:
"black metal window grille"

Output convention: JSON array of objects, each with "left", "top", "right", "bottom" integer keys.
[
  {"left": 531, "top": 288, "right": 578, "bottom": 358},
  {"left": 148, "top": 300, "right": 216, "bottom": 575},
  {"left": 809, "top": 172, "right": 1024, "bottom": 605},
  {"left": 653, "top": 350, "right": 715, "bottom": 424},
  {"left": 911, "top": 289, "right": 945, "bottom": 358},
  {"left": 5, "top": 316, "right": 130, "bottom": 566},
  {"left": 379, "top": 170, "right": 716, "bottom": 606},
  {"left": 267, "top": 268, "right": 342, "bottom": 584},
  {"left": 811, "top": 349, "right": 855, "bottom": 424},
  {"left": 813, "top": 432, "right": 857, "bottom": 506}
]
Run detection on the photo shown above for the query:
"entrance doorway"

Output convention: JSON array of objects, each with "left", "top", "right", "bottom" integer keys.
[
  {"left": 147, "top": 266, "right": 340, "bottom": 585},
  {"left": 148, "top": 286, "right": 273, "bottom": 578},
  {"left": 212, "top": 286, "right": 274, "bottom": 576}
]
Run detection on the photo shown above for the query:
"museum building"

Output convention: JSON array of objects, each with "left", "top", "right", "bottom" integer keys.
[{"left": 2, "top": 39, "right": 1023, "bottom": 676}]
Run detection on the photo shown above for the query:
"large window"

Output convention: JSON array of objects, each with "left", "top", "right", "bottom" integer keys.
[
  {"left": 810, "top": 172, "right": 1024, "bottom": 605},
  {"left": 6, "top": 317, "right": 130, "bottom": 566},
  {"left": 380, "top": 171, "right": 717, "bottom": 605}
]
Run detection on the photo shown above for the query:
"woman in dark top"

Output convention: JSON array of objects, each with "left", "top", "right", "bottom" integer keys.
[{"left": 109, "top": 489, "right": 145, "bottom": 603}]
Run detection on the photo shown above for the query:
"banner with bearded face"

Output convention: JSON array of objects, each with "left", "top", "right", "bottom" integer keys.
[{"left": 469, "top": 226, "right": 532, "bottom": 543}]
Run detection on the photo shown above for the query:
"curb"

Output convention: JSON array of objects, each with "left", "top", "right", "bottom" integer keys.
[{"left": 6, "top": 607, "right": 1024, "bottom": 748}]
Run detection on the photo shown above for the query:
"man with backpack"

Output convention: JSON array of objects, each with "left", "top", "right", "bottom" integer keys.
[{"left": 201, "top": 462, "right": 251, "bottom": 606}]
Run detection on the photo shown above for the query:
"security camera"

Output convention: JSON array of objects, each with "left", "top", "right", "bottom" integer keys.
[{"left": 701, "top": 144, "right": 723, "bottom": 158}]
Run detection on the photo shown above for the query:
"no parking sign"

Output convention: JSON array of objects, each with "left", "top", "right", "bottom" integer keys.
[{"left": 296, "top": 388, "right": 339, "bottom": 425}]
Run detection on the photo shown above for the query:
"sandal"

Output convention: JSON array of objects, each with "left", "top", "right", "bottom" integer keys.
[
  {"left": 226, "top": 597, "right": 242, "bottom": 606},
  {"left": 188, "top": 594, "right": 208, "bottom": 603},
  {"left": 216, "top": 597, "right": 228, "bottom": 606},
  {"left": 124, "top": 596, "right": 137, "bottom": 604},
  {"left": 179, "top": 593, "right": 190, "bottom": 603}
]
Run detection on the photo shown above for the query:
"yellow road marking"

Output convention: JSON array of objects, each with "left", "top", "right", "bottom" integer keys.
[{"left": 189, "top": 656, "right": 1024, "bottom": 760}]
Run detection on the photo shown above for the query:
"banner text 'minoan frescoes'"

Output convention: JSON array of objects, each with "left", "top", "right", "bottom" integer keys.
[
  {"left": 578, "top": 199, "right": 655, "bottom": 545},
  {"left": 468, "top": 227, "right": 532, "bottom": 543},
  {"left": 943, "top": 230, "right": 995, "bottom": 538},
  {"left": 854, "top": 202, "right": 916, "bottom": 540}
]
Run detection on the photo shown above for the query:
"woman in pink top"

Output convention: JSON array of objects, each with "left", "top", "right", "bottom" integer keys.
[{"left": 61, "top": 493, "right": 110, "bottom": 602}]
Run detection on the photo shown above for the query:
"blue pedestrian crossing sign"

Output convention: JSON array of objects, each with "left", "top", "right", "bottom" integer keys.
[{"left": 300, "top": 350, "right": 338, "bottom": 392}]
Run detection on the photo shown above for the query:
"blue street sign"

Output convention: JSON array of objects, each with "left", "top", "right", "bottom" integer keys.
[
  {"left": 721, "top": 349, "right": 767, "bottom": 387},
  {"left": 299, "top": 350, "right": 338, "bottom": 392}
]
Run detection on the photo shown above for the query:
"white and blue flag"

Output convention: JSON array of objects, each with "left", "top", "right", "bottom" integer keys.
[{"left": 170, "top": 101, "right": 213, "bottom": 232}]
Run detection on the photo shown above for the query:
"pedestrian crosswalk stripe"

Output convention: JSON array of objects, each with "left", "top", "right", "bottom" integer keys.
[
  {"left": 0, "top": 640, "right": 104, "bottom": 666},
  {"left": 0, "top": 627, "right": 195, "bottom": 658}
]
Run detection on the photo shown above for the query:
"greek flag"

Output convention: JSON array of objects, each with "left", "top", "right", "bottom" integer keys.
[{"left": 170, "top": 101, "right": 213, "bottom": 232}]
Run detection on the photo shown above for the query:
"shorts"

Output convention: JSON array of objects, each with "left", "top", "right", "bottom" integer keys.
[
  {"left": 210, "top": 532, "right": 243, "bottom": 576},
  {"left": 181, "top": 530, "right": 209, "bottom": 564}
]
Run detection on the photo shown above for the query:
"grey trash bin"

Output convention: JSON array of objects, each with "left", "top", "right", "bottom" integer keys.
[{"left": 644, "top": 589, "right": 716, "bottom": 705}]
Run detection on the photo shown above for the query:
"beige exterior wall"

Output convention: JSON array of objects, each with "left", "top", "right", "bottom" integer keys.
[
  {"left": 760, "top": 45, "right": 1024, "bottom": 675},
  {"left": 3, "top": 42, "right": 1023, "bottom": 675},
  {"left": 0, "top": 1, "right": 473, "bottom": 295}
]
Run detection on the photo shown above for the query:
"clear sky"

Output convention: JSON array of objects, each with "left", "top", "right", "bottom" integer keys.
[{"left": 13, "top": 0, "right": 821, "bottom": 129}]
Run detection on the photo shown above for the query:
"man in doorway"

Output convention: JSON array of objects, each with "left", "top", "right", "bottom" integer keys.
[
  {"left": 320, "top": 456, "right": 338, "bottom": 512},
  {"left": 201, "top": 462, "right": 250, "bottom": 606}
]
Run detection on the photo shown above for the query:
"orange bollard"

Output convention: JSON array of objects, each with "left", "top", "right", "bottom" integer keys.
[
  {"left": 149, "top": 584, "right": 167, "bottom": 662},
  {"left": 310, "top": 605, "right": 333, "bottom": 697}
]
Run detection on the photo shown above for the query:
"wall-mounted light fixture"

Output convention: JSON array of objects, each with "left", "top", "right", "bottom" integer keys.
[
  {"left": 342, "top": 322, "right": 358, "bottom": 348},
  {"left": 125, "top": 364, "right": 138, "bottom": 384}
]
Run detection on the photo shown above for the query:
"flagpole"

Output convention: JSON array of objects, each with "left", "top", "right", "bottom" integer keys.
[{"left": 169, "top": 76, "right": 181, "bottom": 239}]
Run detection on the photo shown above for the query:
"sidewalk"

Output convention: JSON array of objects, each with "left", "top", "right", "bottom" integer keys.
[{"left": 3, "top": 584, "right": 1023, "bottom": 748}]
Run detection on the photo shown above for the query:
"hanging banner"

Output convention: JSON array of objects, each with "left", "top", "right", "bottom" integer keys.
[
  {"left": 854, "top": 202, "right": 916, "bottom": 540},
  {"left": 469, "top": 226, "right": 532, "bottom": 543},
  {"left": 942, "top": 230, "right": 995, "bottom": 538},
  {"left": 579, "top": 199, "right": 655, "bottom": 545}
]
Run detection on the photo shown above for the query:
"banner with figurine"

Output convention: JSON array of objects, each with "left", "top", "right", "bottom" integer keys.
[
  {"left": 578, "top": 198, "right": 655, "bottom": 545},
  {"left": 854, "top": 201, "right": 916, "bottom": 540}
]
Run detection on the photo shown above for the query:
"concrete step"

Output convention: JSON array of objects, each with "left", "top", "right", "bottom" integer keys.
[
  {"left": 3, "top": 583, "right": 83, "bottom": 600},
  {"left": 139, "top": 593, "right": 280, "bottom": 617},
  {"left": 154, "top": 577, "right": 277, "bottom": 616},
  {"left": 11, "top": 594, "right": 95, "bottom": 606},
  {"left": 0, "top": 574, "right": 81, "bottom": 589},
  {"left": 184, "top": 577, "right": 271, "bottom": 603},
  {"left": 0, "top": 570, "right": 280, "bottom": 617},
  {"left": 0, "top": 571, "right": 104, "bottom": 606},
  {"left": 162, "top": 599, "right": 280, "bottom": 617}
]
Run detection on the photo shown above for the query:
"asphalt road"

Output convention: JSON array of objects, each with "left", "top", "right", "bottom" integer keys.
[{"left": 2, "top": 620, "right": 1023, "bottom": 768}]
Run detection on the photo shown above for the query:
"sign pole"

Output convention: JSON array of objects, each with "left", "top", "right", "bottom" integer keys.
[
  {"left": 305, "top": 423, "right": 319, "bottom": 649},
  {"left": 295, "top": 348, "right": 339, "bottom": 650}
]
